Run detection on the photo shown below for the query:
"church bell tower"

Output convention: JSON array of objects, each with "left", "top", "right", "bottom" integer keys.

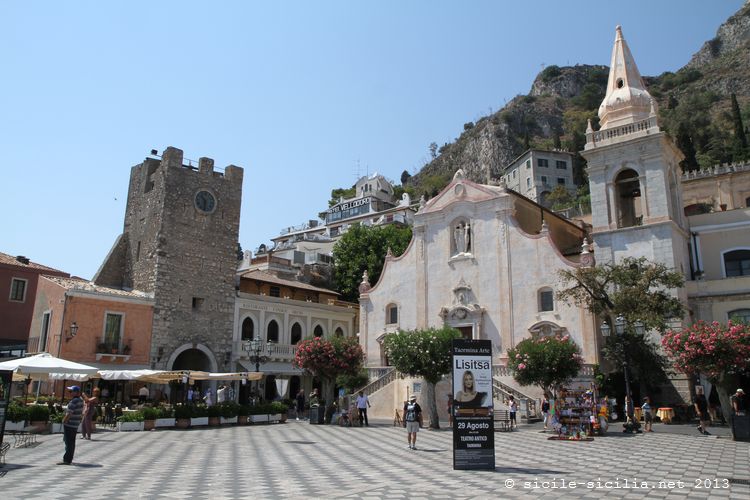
[{"left": 581, "top": 26, "right": 690, "bottom": 276}]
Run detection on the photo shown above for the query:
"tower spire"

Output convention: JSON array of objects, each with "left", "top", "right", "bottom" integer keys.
[{"left": 598, "top": 25, "right": 655, "bottom": 131}]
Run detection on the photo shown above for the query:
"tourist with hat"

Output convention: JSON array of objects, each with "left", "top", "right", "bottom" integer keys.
[
  {"left": 403, "top": 395, "right": 422, "bottom": 450},
  {"left": 58, "top": 385, "right": 84, "bottom": 465},
  {"left": 732, "top": 388, "right": 747, "bottom": 416}
]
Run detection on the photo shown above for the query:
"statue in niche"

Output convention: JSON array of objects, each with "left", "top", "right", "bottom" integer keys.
[
  {"left": 453, "top": 221, "right": 472, "bottom": 255},
  {"left": 454, "top": 224, "right": 465, "bottom": 255}
]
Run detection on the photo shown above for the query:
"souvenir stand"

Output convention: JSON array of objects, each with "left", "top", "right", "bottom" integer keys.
[{"left": 548, "top": 387, "right": 608, "bottom": 440}]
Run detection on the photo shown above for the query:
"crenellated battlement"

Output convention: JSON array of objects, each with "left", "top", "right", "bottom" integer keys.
[{"left": 158, "top": 146, "right": 243, "bottom": 182}]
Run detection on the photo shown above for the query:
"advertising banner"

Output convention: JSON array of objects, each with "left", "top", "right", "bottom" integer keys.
[
  {"left": 451, "top": 339, "right": 495, "bottom": 470},
  {"left": 0, "top": 369, "right": 12, "bottom": 446}
]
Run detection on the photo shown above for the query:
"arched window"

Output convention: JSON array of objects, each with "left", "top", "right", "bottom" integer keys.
[
  {"left": 723, "top": 249, "right": 750, "bottom": 277},
  {"left": 334, "top": 327, "right": 344, "bottom": 337},
  {"left": 291, "top": 323, "right": 302, "bottom": 344},
  {"left": 386, "top": 304, "right": 398, "bottom": 325},
  {"left": 313, "top": 325, "right": 324, "bottom": 338},
  {"left": 615, "top": 169, "right": 642, "bottom": 228},
  {"left": 241, "top": 317, "right": 254, "bottom": 341},
  {"left": 729, "top": 309, "right": 750, "bottom": 324},
  {"left": 267, "top": 320, "right": 279, "bottom": 343},
  {"left": 538, "top": 288, "right": 554, "bottom": 312}
]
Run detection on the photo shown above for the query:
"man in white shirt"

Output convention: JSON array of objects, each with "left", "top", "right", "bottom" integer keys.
[
  {"left": 217, "top": 385, "right": 227, "bottom": 404},
  {"left": 356, "top": 391, "right": 371, "bottom": 427},
  {"left": 138, "top": 385, "right": 149, "bottom": 404}
]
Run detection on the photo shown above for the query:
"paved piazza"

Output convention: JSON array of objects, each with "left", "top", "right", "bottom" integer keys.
[{"left": 1, "top": 420, "right": 748, "bottom": 499}]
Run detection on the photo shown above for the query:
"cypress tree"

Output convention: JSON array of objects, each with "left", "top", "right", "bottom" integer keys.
[{"left": 730, "top": 93, "right": 747, "bottom": 160}]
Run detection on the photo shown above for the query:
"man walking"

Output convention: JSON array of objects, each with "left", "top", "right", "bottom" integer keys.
[
  {"left": 695, "top": 386, "right": 711, "bottom": 435},
  {"left": 403, "top": 395, "right": 422, "bottom": 450},
  {"left": 58, "top": 385, "right": 84, "bottom": 465},
  {"left": 356, "top": 390, "right": 371, "bottom": 427}
]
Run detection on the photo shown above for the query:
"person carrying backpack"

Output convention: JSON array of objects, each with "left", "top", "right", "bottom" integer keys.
[{"left": 403, "top": 395, "right": 422, "bottom": 450}]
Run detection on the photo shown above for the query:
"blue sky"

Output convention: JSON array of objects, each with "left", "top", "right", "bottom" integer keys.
[{"left": 1, "top": 1, "right": 744, "bottom": 279}]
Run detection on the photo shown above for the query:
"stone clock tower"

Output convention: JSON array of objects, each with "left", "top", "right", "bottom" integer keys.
[{"left": 94, "top": 146, "right": 243, "bottom": 372}]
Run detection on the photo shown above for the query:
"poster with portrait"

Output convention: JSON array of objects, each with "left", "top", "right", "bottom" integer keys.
[{"left": 451, "top": 339, "right": 494, "bottom": 470}]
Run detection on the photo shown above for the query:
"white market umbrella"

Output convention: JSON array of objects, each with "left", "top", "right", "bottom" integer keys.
[{"left": 0, "top": 353, "right": 99, "bottom": 381}]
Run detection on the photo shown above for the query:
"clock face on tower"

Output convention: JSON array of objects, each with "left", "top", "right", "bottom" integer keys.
[{"left": 195, "top": 190, "right": 216, "bottom": 213}]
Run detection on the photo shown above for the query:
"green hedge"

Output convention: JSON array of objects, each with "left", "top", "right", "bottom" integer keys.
[
  {"left": 117, "top": 410, "right": 144, "bottom": 422},
  {"left": 7, "top": 402, "right": 28, "bottom": 422},
  {"left": 27, "top": 405, "right": 50, "bottom": 422}
]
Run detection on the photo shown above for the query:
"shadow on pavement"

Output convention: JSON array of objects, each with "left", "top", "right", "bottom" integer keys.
[{"left": 495, "top": 467, "right": 568, "bottom": 475}]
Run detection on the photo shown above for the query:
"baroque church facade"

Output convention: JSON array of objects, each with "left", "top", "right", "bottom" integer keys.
[{"left": 357, "top": 26, "right": 750, "bottom": 418}]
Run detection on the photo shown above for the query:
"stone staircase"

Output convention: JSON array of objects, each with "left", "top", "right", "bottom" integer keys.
[{"left": 492, "top": 365, "right": 541, "bottom": 422}]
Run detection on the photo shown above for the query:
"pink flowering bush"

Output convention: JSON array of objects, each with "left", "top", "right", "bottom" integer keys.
[
  {"left": 661, "top": 320, "right": 750, "bottom": 378},
  {"left": 293, "top": 336, "right": 364, "bottom": 381},
  {"left": 507, "top": 334, "right": 583, "bottom": 397}
]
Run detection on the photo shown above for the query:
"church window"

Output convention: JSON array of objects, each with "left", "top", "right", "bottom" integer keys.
[
  {"left": 557, "top": 178, "right": 565, "bottom": 185},
  {"left": 267, "top": 320, "right": 279, "bottom": 343},
  {"left": 291, "top": 322, "right": 302, "bottom": 344},
  {"left": 314, "top": 325, "right": 324, "bottom": 337},
  {"left": 556, "top": 160, "right": 567, "bottom": 169},
  {"left": 526, "top": 178, "right": 531, "bottom": 188},
  {"left": 537, "top": 159, "right": 549, "bottom": 168},
  {"left": 616, "top": 78, "right": 624, "bottom": 88},
  {"left": 526, "top": 159, "right": 531, "bottom": 169},
  {"left": 615, "top": 169, "right": 643, "bottom": 228},
  {"left": 539, "top": 288, "right": 554, "bottom": 312},
  {"left": 723, "top": 249, "right": 750, "bottom": 277},
  {"left": 269, "top": 286, "right": 281, "bottom": 297},
  {"left": 386, "top": 304, "right": 398, "bottom": 325},
  {"left": 513, "top": 170, "right": 517, "bottom": 179},
  {"left": 335, "top": 327, "right": 344, "bottom": 337},
  {"left": 729, "top": 309, "right": 750, "bottom": 324},
  {"left": 242, "top": 317, "right": 254, "bottom": 341}
]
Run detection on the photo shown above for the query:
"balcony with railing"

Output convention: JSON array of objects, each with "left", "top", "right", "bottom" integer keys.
[
  {"left": 585, "top": 116, "right": 658, "bottom": 150},
  {"left": 95, "top": 340, "right": 132, "bottom": 362}
]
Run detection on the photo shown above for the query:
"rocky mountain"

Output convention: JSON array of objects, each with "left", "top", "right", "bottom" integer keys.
[{"left": 405, "top": 3, "right": 750, "bottom": 198}]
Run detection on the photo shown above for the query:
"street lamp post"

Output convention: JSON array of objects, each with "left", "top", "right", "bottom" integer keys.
[
  {"left": 601, "top": 314, "right": 644, "bottom": 431},
  {"left": 242, "top": 338, "right": 270, "bottom": 403}
]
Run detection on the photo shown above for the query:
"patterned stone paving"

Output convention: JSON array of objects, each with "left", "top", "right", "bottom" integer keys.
[{"left": 1, "top": 421, "right": 748, "bottom": 499}]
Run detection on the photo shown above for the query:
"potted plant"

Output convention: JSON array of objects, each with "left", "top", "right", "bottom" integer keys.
[
  {"left": 270, "top": 401, "right": 288, "bottom": 423},
  {"left": 116, "top": 410, "right": 145, "bottom": 432},
  {"left": 237, "top": 404, "right": 250, "bottom": 425},
  {"left": 249, "top": 403, "right": 271, "bottom": 424},
  {"left": 155, "top": 406, "right": 175, "bottom": 428},
  {"left": 174, "top": 404, "right": 191, "bottom": 429},
  {"left": 6, "top": 402, "right": 28, "bottom": 431},
  {"left": 207, "top": 404, "right": 222, "bottom": 426},
  {"left": 190, "top": 404, "right": 209, "bottom": 427},
  {"left": 49, "top": 412, "right": 65, "bottom": 433},
  {"left": 220, "top": 402, "right": 240, "bottom": 425},
  {"left": 27, "top": 404, "right": 50, "bottom": 433},
  {"left": 141, "top": 406, "right": 159, "bottom": 431}
]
